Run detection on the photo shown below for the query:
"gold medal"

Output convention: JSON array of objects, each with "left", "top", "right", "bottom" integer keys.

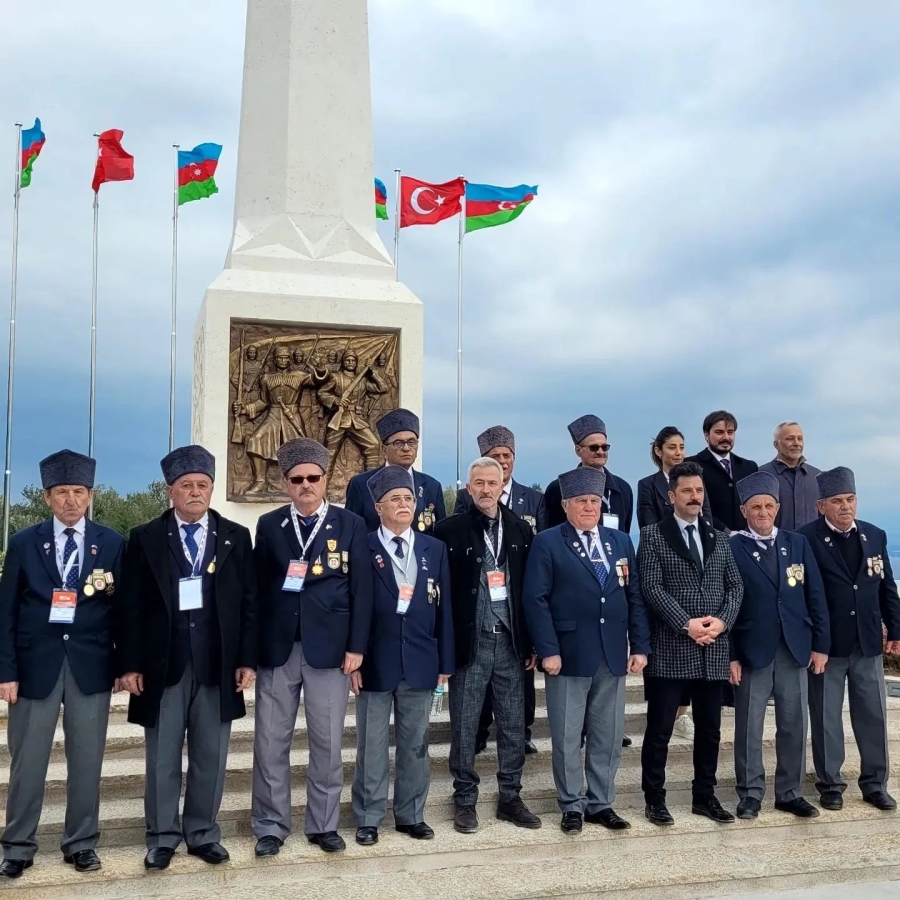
[
  {"left": 312, "top": 561, "right": 324, "bottom": 576},
  {"left": 618, "top": 576, "right": 625, "bottom": 587},
  {"left": 327, "top": 539, "right": 337, "bottom": 552},
  {"left": 418, "top": 520, "right": 426, "bottom": 532},
  {"left": 788, "top": 576, "right": 797, "bottom": 587},
  {"left": 207, "top": 561, "right": 216, "bottom": 574},
  {"left": 83, "top": 583, "right": 95, "bottom": 597}
]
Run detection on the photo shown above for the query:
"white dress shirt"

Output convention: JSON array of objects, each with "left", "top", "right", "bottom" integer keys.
[
  {"left": 53, "top": 516, "right": 85, "bottom": 579},
  {"left": 747, "top": 526, "right": 778, "bottom": 549},
  {"left": 578, "top": 525, "right": 610, "bottom": 571},
  {"left": 825, "top": 518, "right": 857, "bottom": 536},
  {"left": 174, "top": 511, "right": 209, "bottom": 571},
  {"left": 378, "top": 525, "right": 416, "bottom": 583},
  {"left": 500, "top": 480, "right": 513, "bottom": 508},
  {"left": 673, "top": 513, "right": 704, "bottom": 565}
]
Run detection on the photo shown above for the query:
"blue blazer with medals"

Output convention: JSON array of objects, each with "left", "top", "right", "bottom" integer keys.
[
  {"left": 523, "top": 522, "right": 650, "bottom": 677},
  {"left": 346, "top": 467, "right": 447, "bottom": 534},
  {"left": 361, "top": 531, "right": 454, "bottom": 692},
  {"left": 254, "top": 503, "right": 373, "bottom": 670},
  {"left": 0, "top": 518, "right": 125, "bottom": 699},
  {"left": 729, "top": 531, "right": 830, "bottom": 670}
]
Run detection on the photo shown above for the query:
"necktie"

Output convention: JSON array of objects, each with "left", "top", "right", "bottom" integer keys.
[
  {"left": 685, "top": 524, "right": 704, "bottom": 570},
  {"left": 299, "top": 514, "right": 317, "bottom": 543},
  {"left": 182, "top": 523, "right": 201, "bottom": 570},
  {"left": 720, "top": 457, "right": 732, "bottom": 478},
  {"left": 392, "top": 536, "right": 405, "bottom": 559},
  {"left": 484, "top": 518, "right": 499, "bottom": 563},
  {"left": 62, "top": 527, "right": 79, "bottom": 591},
  {"left": 761, "top": 537, "right": 774, "bottom": 550},
  {"left": 583, "top": 532, "right": 608, "bottom": 589},
  {"left": 841, "top": 529, "right": 853, "bottom": 539}
]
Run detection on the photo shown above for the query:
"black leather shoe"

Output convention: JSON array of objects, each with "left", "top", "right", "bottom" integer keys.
[
  {"left": 819, "top": 791, "right": 843, "bottom": 811},
  {"left": 560, "top": 811, "right": 583, "bottom": 834},
  {"left": 645, "top": 802, "right": 674, "bottom": 826},
  {"left": 692, "top": 796, "right": 735, "bottom": 824},
  {"left": 64, "top": 849, "right": 101, "bottom": 872},
  {"left": 497, "top": 797, "right": 542, "bottom": 829},
  {"left": 736, "top": 797, "right": 761, "bottom": 819},
  {"left": 396, "top": 822, "right": 434, "bottom": 840},
  {"left": 307, "top": 832, "right": 346, "bottom": 852},
  {"left": 144, "top": 847, "right": 175, "bottom": 870},
  {"left": 254, "top": 836, "right": 283, "bottom": 857},
  {"left": 524, "top": 740, "right": 538, "bottom": 755},
  {"left": 355, "top": 826, "right": 379, "bottom": 845},
  {"left": 864, "top": 791, "right": 897, "bottom": 811},
  {"left": 187, "top": 842, "right": 230, "bottom": 865},
  {"left": 475, "top": 737, "right": 488, "bottom": 755},
  {"left": 454, "top": 805, "right": 479, "bottom": 833},
  {"left": 585, "top": 808, "right": 630, "bottom": 830},
  {"left": 0, "top": 859, "right": 32, "bottom": 878},
  {"left": 622, "top": 735, "right": 633, "bottom": 747},
  {"left": 775, "top": 798, "right": 820, "bottom": 818}
]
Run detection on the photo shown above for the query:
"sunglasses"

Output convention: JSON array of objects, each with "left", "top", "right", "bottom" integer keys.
[
  {"left": 583, "top": 443, "right": 611, "bottom": 453},
  {"left": 288, "top": 474, "right": 322, "bottom": 485},
  {"left": 388, "top": 439, "right": 418, "bottom": 450}
]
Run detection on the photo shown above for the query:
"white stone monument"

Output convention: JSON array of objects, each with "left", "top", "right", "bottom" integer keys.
[{"left": 192, "top": 0, "right": 423, "bottom": 530}]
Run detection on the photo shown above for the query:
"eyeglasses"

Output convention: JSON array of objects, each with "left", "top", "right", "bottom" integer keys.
[
  {"left": 388, "top": 439, "right": 418, "bottom": 450},
  {"left": 583, "top": 443, "right": 611, "bottom": 453},
  {"left": 288, "top": 474, "right": 323, "bottom": 485}
]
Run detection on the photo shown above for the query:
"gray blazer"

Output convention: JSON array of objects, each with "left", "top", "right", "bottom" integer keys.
[
  {"left": 636, "top": 514, "right": 743, "bottom": 681},
  {"left": 758, "top": 458, "right": 821, "bottom": 531}
]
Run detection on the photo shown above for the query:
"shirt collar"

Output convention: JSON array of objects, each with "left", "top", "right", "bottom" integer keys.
[
  {"left": 500, "top": 480, "right": 512, "bottom": 504},
  {"left": 673, "top": 513, "right": 700, "bottom": 533},
  {"left": 380, "top": 525, "right": 413, "bottom": 546},
  {"left": 748, "top": 526, "right": 778, "bottom": 543},
  {"left": 292, "top": 500, "right": 327, "bottom": 520},
  {"left": 825, "top": 517, "right": 857, "bottom": 535},
  {"left": 710, "top": 449, "right": 732, "bottom": 463},
  {"left": 174, "top": 511, "right": 209, "bottom": 532},
  {"left": 53, "top": 516, "right": 86, "bottom": 538}
]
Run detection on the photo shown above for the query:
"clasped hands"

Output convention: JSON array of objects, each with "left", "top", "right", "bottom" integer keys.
[
  {"left": 119, "top": 668, "right": 255, "bottom": 695},
  {"left": 686, "top": 616, "right": 725, "bottom": 645}
]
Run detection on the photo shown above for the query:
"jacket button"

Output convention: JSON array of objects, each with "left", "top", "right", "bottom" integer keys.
[
  {"left": 600, "top": 618, "right": 605, "bottom": 624},
  {"left": 294, "top": 610, "right": 299, "bottom": 615},
  {"left": 476, "top": 558, "right": 482, "bottom": 564},
  {"left": 601, "top": 598, "right": 606, "bottom": 603},
  {"left": 851, "top": 611, "right": 856, "bottom": 616},
  {"left": 190, "top": 622, "right": 196, "bottom": 628},
  {"left": 63, "top": 634, "right": 69, "bottom": 641},
  {"left": 472, "top": 589, "right": 477, "bottom": 595},
  {"left": 853, "top": 585, "right": 858, "bottom": 591},
  {"left": 403, "top": 638, "right": 408, "bottom": 644}
]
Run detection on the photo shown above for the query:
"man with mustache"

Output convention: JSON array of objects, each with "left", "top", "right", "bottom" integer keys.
[
  {"left": 434, "top": 457, "right": 541, "bottom": 834},
  {"left": 637, "top": 461, "right": 743, "bottom": 827},
  {"left": 0, "top": 451, "right": 124, "bottom": 879},
  {"left": 759, "top": 421, "right": 822, "bottom": 530},
  {"left": 118, "top": 445, "right": 257, "bottom": 870},
  {"left": 252, "top": 438, "right": 373, "bottom": 856},
  {"left": 537, "top": 415, "right": 633, "bottom": 535},
  {"left": 686, "top": 411, "right": 758, "bottom": 534},
  {"left": 799, "top": 467, "right": 900, "bottom": 812}
]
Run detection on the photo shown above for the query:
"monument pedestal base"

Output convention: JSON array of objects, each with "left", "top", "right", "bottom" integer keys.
[{"left": 192, "top": 268, "right": 423, "bottom": 532}]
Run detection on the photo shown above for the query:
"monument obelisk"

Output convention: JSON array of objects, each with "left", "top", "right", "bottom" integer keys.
[{"left": 192, "top": 0, "right": 423, "bottom": 530}]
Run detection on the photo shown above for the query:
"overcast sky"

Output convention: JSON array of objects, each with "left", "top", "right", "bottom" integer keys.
[{"left": 3, "top": 1, "right": 900, "bottom": 531}]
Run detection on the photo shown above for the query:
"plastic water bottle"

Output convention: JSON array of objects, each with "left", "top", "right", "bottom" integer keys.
[{"left": 430, "top": 684, "right": 446, "bottom": 717}]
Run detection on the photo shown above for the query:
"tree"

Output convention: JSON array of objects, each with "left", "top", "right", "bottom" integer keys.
[{"left": 443, "top": 485, "right": 457, "bottom": 516}]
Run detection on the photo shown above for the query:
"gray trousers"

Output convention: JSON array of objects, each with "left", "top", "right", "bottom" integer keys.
[
  {"left": 734, "top": 638, "right": 808, "bottom": 803},
  {"left": 2, "top": 659, "right": 110, "bottom": 860},
  {"left": 144, "top": 663, "right": 231, "bottom": 850},
  {"left": 351, "top": 681, "right": 433, "bottom": 827},
  {"left": 449, "top": 629, "right": 525, "bottom": 807},
  {"left": 545, "top": 655, "right": 625, "bottom": 814},
  {"left": 808, "top": 646, "right": 889, "bottom": 797},
  {"left": 252, "top": 641, "right": 350, "bottom": 838}
]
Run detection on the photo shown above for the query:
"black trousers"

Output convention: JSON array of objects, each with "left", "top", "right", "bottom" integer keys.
[
  {"left": 641, "top": 677, "right": 724, "bottom": 804},
  {"left": 478, "top": 667, "right": 535, "bottom": 743}
]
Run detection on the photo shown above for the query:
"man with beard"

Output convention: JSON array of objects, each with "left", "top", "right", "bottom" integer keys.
[
  {"left": 759, "top": 422, "right": 822, "bottom": 530},
  {"left": 686, "top": 411, "right": 758, "bottom": 534}
]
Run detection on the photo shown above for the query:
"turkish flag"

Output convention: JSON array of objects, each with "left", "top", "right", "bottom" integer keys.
[
  {"left": 92, "top": 129, "right": 134, "bottom": 193},
  {"left": 399, "top": 176, "right": 465, "bottom": 227}
]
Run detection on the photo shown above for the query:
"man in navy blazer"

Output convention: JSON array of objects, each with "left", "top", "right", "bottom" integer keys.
[
  {"left": 799, "top": 467, "right": 900, "bottom": 813},
  {"left": 252, "top": 438, "right": 373, "bottom": 857},
  {"left": 350, "top": 466, "right": 453, "bottom": 847},
  {"left": 728, "top": 472, "right": 829, "bottom": 821},
  {"left": 524, "top": 466, "right": 650, "bottom": 835},
  {"left": 345, "top": 408, "right": 446, "bottom": 533},
  {"left": 0, "top": 451, "right": 124, "bottom": 878}
]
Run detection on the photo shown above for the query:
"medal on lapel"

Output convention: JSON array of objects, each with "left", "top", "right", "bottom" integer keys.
[
  {"left": 312, "top": 557, "right": 324, "bottom": 576},
  {"left": 207, "top": 558, "right": 216, "bottom": 574},
  {"left": 83, "top": 581, "right": 95, "bottom": 596},
  {"left": 327, "top": 539, "right": 337, "bottom": 552},
  {"left": 427, "top": 577, "right": 435, "bottom": 604},
  {"left": 91, "top": 569, "right": 108, "bottom": 592},
  {"left": 341, "top": 550, "right": 349, "bottom": 574},
  {"left": 327, "top": 551, "right": 340, "bottom": 570}
]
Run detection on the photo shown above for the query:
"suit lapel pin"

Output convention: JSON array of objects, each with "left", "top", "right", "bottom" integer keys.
[
  {"left": 375, "top": 553, "right": 385, "bottom": 569},
  {"left": 605, "top": 542, "right": 612, "bottom": 553},
  {"left": 91, "top": 545, "right": 98, "bottom": 556},
  {"left": 225, "top": 540, "right": 231, "bottom": 546},
  {"left": 421, "top": 556, "right": 428, "bottom": 571},
  {"left": 418, "top": 485, "right": 424, "bottom": 498},
  {"left": 780, "top": 547, "right": 787, "bottom": 556},
  {"left": 326, "top": 524, "right": 333, "bottom": 531},
  {"left": 861, "top": 533, "right": 868, "bottom": 542},
  {"left": 281, "top": 518, "right": 289, "bottom": 528},
  {"left": 43, "top": 542, "right": 50, "bottom": 551},
  {"left": 753, "top": 551, "right": 760, "bottom": 560}
]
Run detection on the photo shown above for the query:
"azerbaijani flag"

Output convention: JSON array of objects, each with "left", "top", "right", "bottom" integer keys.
[
  {"left": 375, "top": 178, "right": 388, "bottom": 219},
  {"left": 177, "top": 143, "right": 222, "bottom": 205},
  {"left": 20, "top": 118, "right": 45, "bottom": 189},
  {"left": 465, "top": 182, "right": 537, "bottom": 233}
]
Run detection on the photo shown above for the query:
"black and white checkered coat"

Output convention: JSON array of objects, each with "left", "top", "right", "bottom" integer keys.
[{"left": 637, "top": 515, "right": 743, "bottom": 681}]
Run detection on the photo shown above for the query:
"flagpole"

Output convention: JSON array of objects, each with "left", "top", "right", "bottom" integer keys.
[
  {"left": 2, "top": 123, "right": 22, "bottom": 552},
  {"left": 169, "top": 144, "right": 180, "bottom": 453},
  {"left": 88, "top": 134, "right": 100, "bottom": 471},
  {"left": 455, "top": 177, "right": 466, "bottom": 490},
  {"left": 393, "top": 168, "right": 401, "bottom": 280}
]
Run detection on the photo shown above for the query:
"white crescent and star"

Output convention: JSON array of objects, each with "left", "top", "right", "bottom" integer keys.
[
  {"left": 498, "top": 201, "right": 519, "bottom": 210},
  {"left": 411, "top": 186, "right": 439, "bottom": 214}
]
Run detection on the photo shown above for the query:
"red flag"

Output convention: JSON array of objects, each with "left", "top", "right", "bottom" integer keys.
[
  {"left": 92, "top": 129, "right": 134, "bottom": 193},
  {"left": 399, "top": 176, "right": 465, "bottom": 228}
]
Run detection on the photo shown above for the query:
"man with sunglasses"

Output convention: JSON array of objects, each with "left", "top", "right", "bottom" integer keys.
[
  {"left": 252, "top": 438, "right": 374, "bottom": 857},
  {"left": 537, "top": 416, "right": 633, "bottom": 536},
  {"left": 345, "top": 409, "right": 446, "bottom": 534}
]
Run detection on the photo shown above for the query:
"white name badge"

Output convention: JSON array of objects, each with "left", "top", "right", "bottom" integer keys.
[
  {"left": 282, "top": 560, "right": 308, "bottom": 593},
  {"left": 178, "top": 577, "right": 203, "bottom": 611},
  {"left": 396, "top": 583, "right": 414, "bottom": 615},
  {"left": 49, "top": 589, "right": 77, "bottom": 624},
  {"left": 603, "top": 513, "right": 620, "bottom": 530},
  {"left": 488, "top": 571, "right": 508, "bottom": 602}
]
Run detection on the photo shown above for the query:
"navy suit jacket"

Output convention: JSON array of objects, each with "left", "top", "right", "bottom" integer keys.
[
  {"left": 798, "top": 517, "right": 900, "bottom": 659},
  {"left": 0, "top": 517, "right": 125, "bottom": 699},
  {"left": 523, "top": 522, "right": 650, "bottom": 677},
  {"left": 537, "top": 468, "right": 633, "bottom": 534},
  {"left": 255, "top": 504, "right": 373, "bottom": 670},
  {"left": 361, "top": 532, "right": 454, "bottom": 692},
  {"left": 453, "top": 479, "right": 542, "bottom": 532},
  {"left": 345, "top": 467, "right": 446, "bottom": 533},
  {"left": 685, "top": 448, "right": 758, "bottom": 532},
  {"left": 729, "top": 531, "right": 830, "bottom": 669}
]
